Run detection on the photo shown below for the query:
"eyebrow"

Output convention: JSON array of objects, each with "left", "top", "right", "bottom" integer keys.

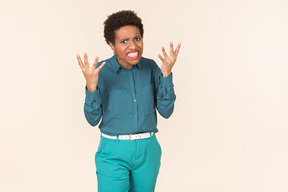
[
  {"left": 119, "top": 38, "right": 129, "bottom": 42},
  {"left": 118, "top": 35, "right": 142, "bottom": 42}
]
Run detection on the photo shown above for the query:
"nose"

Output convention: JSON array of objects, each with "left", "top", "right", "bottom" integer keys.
[{"left": 128, "top": 40, "right": 136, "bottom": 49}]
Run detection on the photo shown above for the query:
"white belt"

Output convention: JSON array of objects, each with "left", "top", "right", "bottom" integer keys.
[{"left": 101, "top": 132, "right": 154, "bottom": 140}]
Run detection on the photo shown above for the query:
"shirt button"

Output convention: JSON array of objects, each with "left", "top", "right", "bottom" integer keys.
[
  {"left": 133, "top": 99, "right": 136, "bottom": 102},
  {"left": 134, "top": 115, "right": 136, "bottom": 118}
]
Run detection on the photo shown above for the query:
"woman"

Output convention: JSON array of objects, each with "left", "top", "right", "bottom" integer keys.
[{"left": 76, "top": 10, "right": 181, "bottom": 192}]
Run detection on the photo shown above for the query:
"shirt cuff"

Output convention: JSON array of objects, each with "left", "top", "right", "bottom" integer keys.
[
  {"left": 85, "top": 86, "right": 101, "bottom": 104},
  {"left": 160, "top": 73, "right": 174, "bottom": 87}
]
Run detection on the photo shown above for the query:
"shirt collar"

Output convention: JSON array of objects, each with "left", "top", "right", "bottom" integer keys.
[{"left": 110, "top": 55, "right": 143, "bottom": 73}]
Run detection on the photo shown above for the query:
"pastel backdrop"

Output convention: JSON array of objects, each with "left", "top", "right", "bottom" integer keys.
[{"left": 1, "top": 0, "right": 288, "bottom": 191}]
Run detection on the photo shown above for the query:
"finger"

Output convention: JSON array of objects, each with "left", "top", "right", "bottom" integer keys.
[
  {"left": 174, "top": 43, "right": 181, "bottom": 57},
  {"left": 84, "top": 53, "right": 89, "bottom": 68},
  {"left": 92, "top": 57, "right": 99, "bottom": 68},
  {"left": 95, "top": 62, "right": 106, "bottom": 72},
  {"left": 76, "top": 54, "right": 84, "bottom": 70},
  {"left": 170, "top": 42, "right": 174, "bottom": 56},
  {"left": 158, "top": 54, "right": 165, "bottom": 62},
  {"left": 161, "top": 47, "right": 169, "bottom": 59}
]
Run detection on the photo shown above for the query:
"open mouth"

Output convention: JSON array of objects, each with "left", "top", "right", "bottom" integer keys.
[{"left": 127, "top": 51, "right": 140, "bottom": 59}]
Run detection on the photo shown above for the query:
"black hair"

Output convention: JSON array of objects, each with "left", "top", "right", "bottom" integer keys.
[{"left": 104, "top": 10, "right": 144, "bottom": 45}]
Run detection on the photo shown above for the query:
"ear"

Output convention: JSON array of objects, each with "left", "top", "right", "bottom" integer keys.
[{"left": 109, "top": 42, "right": 116, "bottom": 53}]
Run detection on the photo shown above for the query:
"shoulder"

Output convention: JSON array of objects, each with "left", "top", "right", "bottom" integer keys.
[
  {"left": 96, "top": 55, "right": 119, "bottom": 74},
  {"left": 96, "top": 56, "right": 112, "bottom": 67},
  {"left": 140, "top": 57, "right": 162, "bottom": 80},
  {"left": 140, "top": 57, "right": 159, "bottom": 69}
]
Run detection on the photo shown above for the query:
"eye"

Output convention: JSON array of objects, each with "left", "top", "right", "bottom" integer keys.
[
  {"left": 134, "top": 37, "right": 142, "bottom": 42},
  {"left": 120, "top": 39, "right": 128, "bottom": 44}
]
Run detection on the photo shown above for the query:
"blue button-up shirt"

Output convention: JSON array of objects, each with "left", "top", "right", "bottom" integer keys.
[{"left": 84, "top": 55, "right": 176, "bottom": 136}]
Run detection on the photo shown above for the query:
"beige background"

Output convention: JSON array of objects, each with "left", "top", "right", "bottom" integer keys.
[{"left": 1, "top": 0, "right": 288, "bottom": 191}]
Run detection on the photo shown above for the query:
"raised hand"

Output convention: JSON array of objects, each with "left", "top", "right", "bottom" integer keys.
[
  {"left": 77, "top": 53, "right": 105, "bottom": 92},
  {"left": 158, "top": 42, "right": 181, "bottom": 77}
]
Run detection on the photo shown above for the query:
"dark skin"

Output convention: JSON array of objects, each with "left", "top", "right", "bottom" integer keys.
[{"left": 76, "top": 26, "right": 181, "bottom": 92}]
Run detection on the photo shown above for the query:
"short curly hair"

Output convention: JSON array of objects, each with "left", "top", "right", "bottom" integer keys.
[{"left": 104, "top": 10, "right": 144, "bottom": 45}]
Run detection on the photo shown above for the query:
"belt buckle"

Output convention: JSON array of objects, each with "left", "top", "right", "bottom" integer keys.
[{"left": 129, "top": 134, "right": 137, "bottom": 140}]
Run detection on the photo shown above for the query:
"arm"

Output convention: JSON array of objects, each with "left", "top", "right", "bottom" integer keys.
[
  {"left": 84, "top": 87, "right": 102, "bottom": 126},
  {"left": 76, "top": 53, "right": 105, "bottom": 126},
  {"left": 155, "top": 70, "right": 176, "bottom": 118},
  {"left": 155, "top": 42, "right": 181, "bottom": 118}
]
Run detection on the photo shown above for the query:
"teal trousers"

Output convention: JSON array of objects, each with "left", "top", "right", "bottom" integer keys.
[{"left": 95, "top": 134, "right": 162, "bottom": 192}]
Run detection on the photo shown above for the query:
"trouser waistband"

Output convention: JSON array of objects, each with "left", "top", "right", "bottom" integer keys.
[{"left": 101, "top": 132, "right": 154, "bottom": 140}]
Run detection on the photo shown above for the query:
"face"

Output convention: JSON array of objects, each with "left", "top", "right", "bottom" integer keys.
[{"left": 109, "top": 25, "right": 143, "bottom": 69}]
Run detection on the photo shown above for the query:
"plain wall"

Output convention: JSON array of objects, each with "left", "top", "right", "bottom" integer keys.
[{"left": 1, "top": 0, "right": 288, "bottom": 191}]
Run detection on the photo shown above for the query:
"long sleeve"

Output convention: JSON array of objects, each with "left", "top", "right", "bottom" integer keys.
[
  {"left": 82, "top": 55, "right": 174, "bottom": 135},
  {"left": 84, "top": 87, "right": 103, "bottom": 126},
  {"left": 155, "top": 72, "right": 176, "bottom": 119}
]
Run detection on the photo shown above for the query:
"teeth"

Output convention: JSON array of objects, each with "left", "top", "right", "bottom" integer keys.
[{"left": 128, "top": 52, "right": 138, "bottom": 57}]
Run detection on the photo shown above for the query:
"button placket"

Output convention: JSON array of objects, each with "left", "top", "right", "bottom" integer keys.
[{"left": 128, "top": 70, "right": 138, "bottom": 132}]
